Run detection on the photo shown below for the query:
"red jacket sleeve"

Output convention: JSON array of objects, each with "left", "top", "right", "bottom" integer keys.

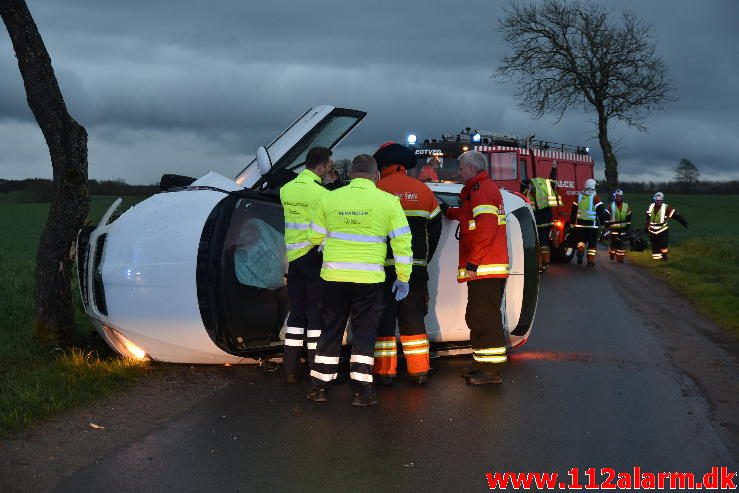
[{"left": 467, "top": 186, "right": 500, "bottom": 267}]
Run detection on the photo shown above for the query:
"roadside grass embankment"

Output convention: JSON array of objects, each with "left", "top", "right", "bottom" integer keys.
[
  {"left": 619, "top": 194, "right": 739, "bottom": 339},
  {"left": 0, "top": 195, "right": 149, "bottom": 435}
]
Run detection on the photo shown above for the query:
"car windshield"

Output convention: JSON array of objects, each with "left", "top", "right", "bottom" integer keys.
[
  {"left": 410, "top": 156, "right": 462, "bottom": 183},
  {"left": 411, "top": 151, "right": 517, "bottom": 184},
  {"left": 273, "top": 114, "right": 362, "bottom": 173}
]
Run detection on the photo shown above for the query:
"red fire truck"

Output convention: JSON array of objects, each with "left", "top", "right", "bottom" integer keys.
[{"left": 408, "top": 127, "right": 596, "bottom": 262}]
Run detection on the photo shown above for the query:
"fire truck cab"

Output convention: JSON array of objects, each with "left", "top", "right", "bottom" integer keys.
[{"left": 408, "top": 128, "right": 595, "bottom": 262}]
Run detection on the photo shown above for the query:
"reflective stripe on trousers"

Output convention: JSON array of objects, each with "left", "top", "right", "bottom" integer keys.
[
  {"left": 401, "top": 334, "right": 430, "bottom": 375},
  {"left": 373, "top": 337, "right": 397, "bottom": 376}
]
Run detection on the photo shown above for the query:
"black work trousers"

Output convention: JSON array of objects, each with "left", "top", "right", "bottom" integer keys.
[
  {"left": 311, "top": 281, "right": 384, "bottom": 389},
  {"left": 284, "top": 248, "right": 323, "bottom": 376},
  {"left": 465, "top": 278, "right": 507, "bottom": 371},
  {"left": 378, "top": 268, "right": 428, "bottom": 338},
  {"left": 649, "top": 230, "right": 669, "bottom": 259},
  {"left": 534, "top": 208, "right": 553, "bottom": 248},
  {"left": 575, "top": 227, "right": 599, "bottom": 260}
]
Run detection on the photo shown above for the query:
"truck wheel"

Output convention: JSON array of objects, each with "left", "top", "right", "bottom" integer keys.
[{"left": 550, "top": 226, "right": 575, "bottom": 263}]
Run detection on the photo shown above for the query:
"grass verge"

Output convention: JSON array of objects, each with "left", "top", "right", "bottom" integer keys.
[
  {"left": 0, "top": 196, "right": 149, "bottom": 436},
  {"left": 0, "top": 348, "right": 147, "bottom": 433},
  {"left": 629, "top": 238, "right": 739, "bottom": 339},
  {"left": 622, "top": 193, "right": 739, "bottom": 339}
]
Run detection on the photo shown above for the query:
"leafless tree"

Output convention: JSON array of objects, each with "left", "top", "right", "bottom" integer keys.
[
  {"left": 674, "top": 158, "right": 700, "bottom": 192},
  {"left": 497, "top": 0, "right": 676, "bottom": 191},
  {"left": 1, "top": 0, "right": 90, "bottom": 345}
]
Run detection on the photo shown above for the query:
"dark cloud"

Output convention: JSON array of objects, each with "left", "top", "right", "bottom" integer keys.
[{"left": 1, "top": 0, "right": 737, "bottom": 183}]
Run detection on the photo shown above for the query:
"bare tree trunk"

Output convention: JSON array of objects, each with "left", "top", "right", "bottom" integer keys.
[
  {"left": 1, "top": 0, "right": 90, "bottom": 345},
  {"left": 597, "top": 113, "right": 619, "bottom": 193}
]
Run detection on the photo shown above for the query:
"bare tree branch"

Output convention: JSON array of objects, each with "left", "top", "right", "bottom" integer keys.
[{"left": 497, "top": 0, "right": 676, "bottom": 190}]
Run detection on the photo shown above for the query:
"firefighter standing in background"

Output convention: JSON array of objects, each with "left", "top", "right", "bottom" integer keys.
[
  {"left": 308, "top": 154, "right": 413, "bottom": 407},
  {"left": 570, "top": 178, "right": 609, "bottom": 267},
  {"left": 279, "top": 147, "right": 333, "bottom": 382},
  {"left": 373, "top": 142, "right": 442, "bottom": 385},
  {"left": 523, "top": 161, "right": 560, "bottom": 272},
  {"left": 444, "top": 150, "right": 509, "bottom": 385},
  {"left": 646, "top": 192, "right": 688, "bottom": 261},
  {"left": 606, "top": 189, "right": 632, "bottom": 263},
  {"left": 417, "top": 156, "right": 440, "bottom": 182}
]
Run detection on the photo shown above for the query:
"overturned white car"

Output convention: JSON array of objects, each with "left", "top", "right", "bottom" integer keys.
[{"left": 77, "top": 106, "right": 539, "bottom": 363}]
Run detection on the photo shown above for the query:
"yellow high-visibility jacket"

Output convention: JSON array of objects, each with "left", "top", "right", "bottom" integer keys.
[
  {"left": 529, "top": 177, "right": 561, "bottom": 209},
  {"left": 310, "top": 178, "right": 413, "bottom": 283},
  {"left": 280, "top": 168, "right": 327, "bottom": 262}
]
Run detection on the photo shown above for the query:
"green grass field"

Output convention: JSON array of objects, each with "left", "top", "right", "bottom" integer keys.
[
  {"left": 614, "top": 194, "right": 739, "bottom": 338},
  {"left": 0, "top": 194, "right": 149, "bottom": 435}
]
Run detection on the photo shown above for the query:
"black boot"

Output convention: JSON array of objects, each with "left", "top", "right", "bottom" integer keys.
[
  {"left": 307, "top": 386, "right": 328, "bottom": 403},
  {"left": 351, "top": 385, "right": 378, "bottom": 407},
  {"left": 375, "top": 375, "right": 395, "bottom": 386},
  {"left": 460, "top": 366, "right": 479, "bottom": 378},
  {"left": 406, "top": 373, "right": 428, "bottom": 384},
  {"left": 465, "top": 371, "right": 503, "bottom": 385}
]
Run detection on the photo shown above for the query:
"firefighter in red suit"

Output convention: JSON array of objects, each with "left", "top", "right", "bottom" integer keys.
[
  {"left": 373, "top": 142, "right": 442, "bottom": 385},
  {"left": 444, "top": 150, "right": 509, "bottom": 385}
]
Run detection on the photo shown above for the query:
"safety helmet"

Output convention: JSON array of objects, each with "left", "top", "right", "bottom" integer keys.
[
  {"left": 583, "top": 178, "right": 596, "bottom": 195},
  {"left": 653, "top": 192, "right": 664, "bottom": 201},
  {"left": 613, "top": 189, "right": 624, "bottom": 197}
]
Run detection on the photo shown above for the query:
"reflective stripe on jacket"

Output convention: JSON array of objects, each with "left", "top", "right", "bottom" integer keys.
[
  {"left": 280, "top": 169, "right": 327, "bottom": 262},
  {"left": 647, "top": 203, "right": 675, "bottom": 234},
  {"left": 529, "top": 177, "right": 560, "bottom": 209},
  {"left": 571, "top": 193, "right": 604, "bottom": 229},
  {"left": 445, "top": 171, "right": 509, "bottom": 283},
  {"left": 609, "top": 201, "right": 632, "bottom": 230},
  {"left": 311, "top": 178, "right": 413, "bottom": 283},
  {"left": 377, "top": 166, "right": 442, "bottom": 268}
]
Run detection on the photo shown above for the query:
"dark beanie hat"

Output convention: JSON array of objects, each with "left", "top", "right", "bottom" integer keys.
[{"left": 373, "top": 141, "right": 417, "bottom": 170}]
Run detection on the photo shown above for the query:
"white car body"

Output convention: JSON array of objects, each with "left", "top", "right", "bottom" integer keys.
[{"left": 78, "top": 106, "right": 539, "bottom": 363}]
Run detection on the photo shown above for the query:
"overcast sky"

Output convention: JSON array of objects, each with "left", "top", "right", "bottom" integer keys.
[{"left": 1, "top": 0, "right": 738, "bottom": 184}]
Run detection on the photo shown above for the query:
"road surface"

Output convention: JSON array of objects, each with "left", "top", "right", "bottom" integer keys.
[{"left": 53, "top": 260, "right": 737, "bottom": 492}]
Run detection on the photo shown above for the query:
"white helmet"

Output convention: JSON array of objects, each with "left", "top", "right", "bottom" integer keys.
[
  {"left": 583, "top": 178, "right": 596, "bottom": 195},
  {"left": 613, "top": 189, "right": 624, "bottom": 197},
  {"left": 653, "top": 192, "right": 664, "bottom": 201}
]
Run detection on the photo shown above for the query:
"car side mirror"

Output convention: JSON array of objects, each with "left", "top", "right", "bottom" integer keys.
[{"left": 256, "top": 146, "right": 272, "bottom": 176}]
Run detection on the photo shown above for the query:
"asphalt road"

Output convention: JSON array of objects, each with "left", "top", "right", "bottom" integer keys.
[{"left": 54, "top": 262, "right": 736, "bottom": 492}]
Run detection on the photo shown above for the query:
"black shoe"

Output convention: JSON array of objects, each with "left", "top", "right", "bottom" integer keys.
[
  {"left": 406, "top": 373, "right": 428, "bottom": 384},
  {"left": 285, "top": 373, "right": 299, "bottom": 384},
  {"left": 465, "top": 371, "right": 503, "bottom": 385},
  {"left": 351, "top": 386, "right": 378, "bottom": 407},
  {"left": 307, "top": 387, "right": 328, "bottom": 403},
  {"left": 460, "top": 366, "right": 479, "bottom": 378},
  {"left": 375, "top": 375, "right": 395, "bottom": 386},
  {"left": 587, "top": 262, "right": 595, "bottom": 268}
]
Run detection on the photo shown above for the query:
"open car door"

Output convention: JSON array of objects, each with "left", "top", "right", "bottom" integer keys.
[{"left": 235, "top": 106, "right": 366, "bottom": 189}]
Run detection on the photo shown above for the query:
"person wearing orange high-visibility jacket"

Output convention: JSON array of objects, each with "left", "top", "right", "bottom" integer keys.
[
  {"left": 646, "top": 192, "right": 688, "bottom": 261},
  {"left": 307, "top": 154, "right": 413, "bottom": 407},
  {"left": 444, "top": 150, "right": 509, "bottom": 385},
  {"left": 373, "top": 142, "right": 442, "bottom": 385},
  {"left": 279, "top": 147, "right": 334, "bottom": 382}
]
